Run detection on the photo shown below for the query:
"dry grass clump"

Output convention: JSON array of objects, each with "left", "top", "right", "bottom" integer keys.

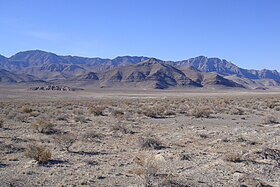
[
  {"left": 83, "top": 131, "right": 103, "bottom": 142},
  {"left": 7, "top": 111, "right": 17, "bottom": 120},
  {"left": 16, "top": 114, "right": 29, "bottom": 122},
  {"left": 224, "top": 153, "right": 243, "bottom": 163},
  {"left": 177, "top": 104, "right": 189, "bottom": 114},
  {"left": 89, "top": 106, "right": 105, "bottom": 116},
  {"left": 31, "top": 119, "right": 56, "bottom": 134},
  {"left": 163, "top": 109, "right": 176, "bottom": 116},
  {"left": 0, "top": 119, "right": 4, "bottom": 128},
  {"left": 139, "top": 135, "right": 164, "bottom": 150},
  {"left": 29, "top": 111, "right": 40, "bottom": 117},
  {"left": 54, "top": 133, "right": 77, "bottom": 152},
  {"left": 112, "top": 109, "right": 125, "bottom": 118},
  {"left": 178, "top": 151, "right": 191, "bottom": 161},
  {"left": 110, "top": 123, "right": 133, "bottom": 134},
  {"left": 21, "top": 106, "right": 33, "bottom": 113},
  {"left": 190, "top": 106, "right": 212, "bottom": 118},
  {"left": 73, "top": 109, "right": 84, "bottom": 115},
  {"left": 255, "top": 148, "right": 280, "bottom": 163},
  {"left": 56, "top": 114, "right": 68, "bottom": 121},
  {"left": 133, "top": 154, "right": 186, "bottom": 187},
  {"left": 74, "top": 115, "right": 88, "bottom": 123},
  {"left": 266, "top": 100, "right": 279, "bottom": 109},
  {"left": 133, "top": 155, "right": 160, "bottom": 187},
  {"left": 142, "top": 108, "right": 159, "bottom": 118},
  {"left": 25, "top": 144, "right": 52, "bottom": 164},
  {"left": 141, "top": 105, "right": 175, "bottom": 118},
  {"left": 229, "top": 107, "right": 245, "bottom": 115}
]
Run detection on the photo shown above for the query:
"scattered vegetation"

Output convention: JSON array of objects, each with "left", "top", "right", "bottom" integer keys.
[{"left": 1, "top": 94, "right": 280, "bottom": 186}]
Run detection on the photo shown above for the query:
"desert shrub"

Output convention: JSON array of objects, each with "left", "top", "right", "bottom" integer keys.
[
  {"left": 255, "top": 148, "right": 280, "bottom": 162},
  {"left": 83, "top": 131, "right": 103, "bottom": 142},
  {"left": 274, "top": 106, "right": 280, "bottom": 111},
  {"left": 16, "top": 114, "right": 29, "bottom": 122},
  {"left": 86, "top": 160, "right": 98, "bottom": 166},
  {"left": 230, "top": 107, "right": 245, "bottom": 115},
  {"left": 74, "top": 116, "right": 88, "bottom": 123},
  {"left": 178, "top": 151, "right": 191, "bottom": 161},
  {"left": 112, "top": 109, "right": 125, "bottom": 118},
  {"left": 21, "top": 106, "right": 33, "bottom": 113},
  {"left": 2, "top": 178, "right": 27, "bottom": 187},
  {"left": 142, "top": 108, "right": 158, "bottom": 118},
  {"left": 134, "top": 155, "right": 160, "bottom": 187},
  {"left": 25, "top": 144, "right": 52, "bottom": 164},
  {"left": 73, "top": 109, "right": 84, "bottom": 115},
  {"left": 177, "top": 104, "right": 189, "bottom": 114},
  {"left": 7, "top": 111, "right": 17, "bottom": 120},
  {"left": 29, "top": 111, "right": 40, "bottom": 117},
  {"left": 31, "top": 119, "right": 56, "bottom": 134},
  {"left": 163, "top": 110, "right": 176, "bottom": 116},
  {"left": 267, "top": 100, "right": 278, "bottom": 109},
  {"left": 139, "top": 136, "right": 163, "bottom": 150},
  {"left": 56, "top": 114, "right": 68, "bottom": 121},
  {"left": 0, "top": 119, "right": 3, "bottom": 128},
  {"left": 141, "top": 106, "right": 167, "bottom": 118},
  {"left": 262, "top": 114, "right": 278, "bottom": 124},
  {"left": 199, "top": 134, "right": 209, "bottom": 139},
  {"left": 89, "top": 106, "right": 105, "bottom": 116},
  {"left": 110, "top": 123, "right": 133, "bottom": 134},
  {"left": 190, "top": 106, "right": 212, "bottom": 118},
  {"left": 224, "top": 153, "right": 242, "bottom": 163},
  {"left": 54, "top": 133, "right": 76, "bottom": 152}
]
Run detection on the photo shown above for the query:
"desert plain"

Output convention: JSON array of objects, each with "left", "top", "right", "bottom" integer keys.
[{"left": 0, "top": 86, "right": 279, "bottom": 187}]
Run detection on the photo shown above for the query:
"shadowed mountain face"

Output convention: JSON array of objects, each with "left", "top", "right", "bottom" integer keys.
[
  {"left": 181, "top": 67, "right": 244, "bottom": 88},
  {"left": 0, "top": 50, "right": 279, "bottom": 89},
  {"left": 99, "top": 59, "right": 201, "bottom": 89},
  {"left": 0, "top": 69, "right": 40, "bottom": 83},
  {"left": 0, "top": 55, "right": 7, "bottom": 61}
]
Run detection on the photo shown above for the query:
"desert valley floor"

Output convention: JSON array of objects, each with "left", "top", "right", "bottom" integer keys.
[{"left": 0, "top": 86, "right": 280, "bottom": 187}]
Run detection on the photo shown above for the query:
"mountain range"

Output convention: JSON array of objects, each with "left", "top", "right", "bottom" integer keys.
[{"left": 0, "top": 50, "right": 279, "bottom": 89}]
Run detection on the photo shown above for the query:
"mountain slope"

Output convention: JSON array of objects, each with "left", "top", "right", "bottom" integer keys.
[
  {"left": 226, "top": 75, "right": 280, "bottom": 89},
  {"left": 0, "top": 69, "right": 39, "bottom": 83},
  {"left": 0, "top": 55, "right": 7, "bottom": 61},
  {"left": 99, "top": 59, "right": 201, "bottom": 89},
  {"left": 75, "top": 72, "right": 99, "bottom": 81},
  {"left": 176, "top": 56, "right": 280, "bottom": 81},
  {"left": 1, "top": 50, "right": 150, "bottom": 72},
  {"left": 181, "top": 67, "right": 244, "bottom": 88}
]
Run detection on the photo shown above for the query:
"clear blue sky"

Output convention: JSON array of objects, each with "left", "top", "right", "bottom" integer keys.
[{"left": 0, "top": 0, "right": 279, "bottom": 70}]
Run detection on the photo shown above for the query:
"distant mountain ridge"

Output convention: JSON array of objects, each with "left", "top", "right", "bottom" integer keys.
[
  {"left": 175, "top": 56, "right": 280, "bottom": 81},
  {"left": 0, "top": 50, "right": 279, "bottom": 89}
]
